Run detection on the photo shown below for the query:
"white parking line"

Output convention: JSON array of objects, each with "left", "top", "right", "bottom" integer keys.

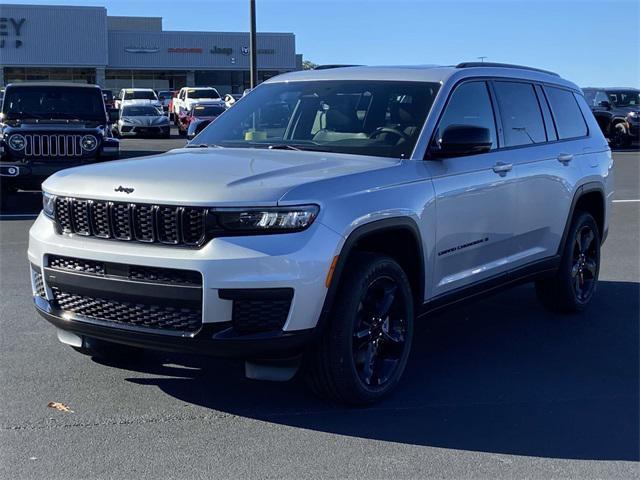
[{"left": 613, "top": 199, "right": 640, "bottom": 203}]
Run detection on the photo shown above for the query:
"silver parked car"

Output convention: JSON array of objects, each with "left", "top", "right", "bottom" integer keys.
[
  {"left": 114, "top": 104, "right": 170, "bottom": 138},
  {"left": 29, "top": 63, "right": 613, "bottom": 404}
]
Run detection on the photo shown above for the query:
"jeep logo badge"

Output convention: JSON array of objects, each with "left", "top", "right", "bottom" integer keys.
[{"left": 114, "top": 186, "right": 134, "bottom": 194}]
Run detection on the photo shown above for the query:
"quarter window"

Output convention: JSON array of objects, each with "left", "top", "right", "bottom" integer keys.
[
  {"left": 435, "top": 81, "right": 497, "bottom": 150},
  {"left": 546, "top": 87, "right": 588, "bottom": 140},
  {"left": 494, "top": 81, "right": 546, "bottom": 147}
]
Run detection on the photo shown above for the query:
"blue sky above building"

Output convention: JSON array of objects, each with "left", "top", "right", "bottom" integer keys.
[{"left": 4, "top": 0, "right": 639, "bottom": 87}]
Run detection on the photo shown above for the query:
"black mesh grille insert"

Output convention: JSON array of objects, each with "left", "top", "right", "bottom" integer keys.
[
  {"left": 111, "top": 202, "right": 133, "bottom": 240},
  {"left": 49, "top": 256, "right": 106, "bottom": 275},
  {"left": 33, "top": 269, "right": 46, "bottom": 297},
  {"left": 52, "top": 197, "right": 207, "bottom": 247},
  {"left": 219, "top": 289, "right": 293, "bottom": 334},
  {"left": 53, "top": 290, "right": 202, "bottom": 333},
  {"left": 157, "top": 206, "right": 180, "bottom": 244},
  {"left": 47, "top": 255, "right": 202, "bottom": 286}
]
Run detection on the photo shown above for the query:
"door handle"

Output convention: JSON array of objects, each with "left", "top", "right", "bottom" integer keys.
[
  {"left": 492, "top": 162, "right": 513, "bottom": 175},
  {"left": 557, "top": 153, "right": 574, "bottom": 165}
]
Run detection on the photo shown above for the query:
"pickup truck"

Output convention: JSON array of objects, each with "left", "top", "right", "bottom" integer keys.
[{"left": 171, "top": 87, "right": 224, "bottom": 125}]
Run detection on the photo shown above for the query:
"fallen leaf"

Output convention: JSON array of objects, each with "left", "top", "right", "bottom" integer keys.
[{"left": 47, "top": 402, "right": 74, "bottom": 413}]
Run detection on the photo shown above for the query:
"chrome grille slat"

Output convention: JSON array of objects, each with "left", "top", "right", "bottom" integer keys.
[
  {"left": 24, "top": 134, "right": 83, "bottom": 157},
  {"left": 55, "top": 197, "right": 206, "bottom": 247}
]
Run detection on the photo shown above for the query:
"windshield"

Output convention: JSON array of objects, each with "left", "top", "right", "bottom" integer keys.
[
  {"left": 192, "top": 105, "right": 225, "bottom": 117},
  {"left": 123, "top": 105, "right": 161, "bottom": 117},
  {"left": 188, "top": 89, "right": 220, "bottom": 99},
  {"left": 192, "top": 80, "right": 439, "bottom": 158},
  {"left": 607, "top": 91, "right": 640, "bottom": 107},
  {"left": 102, "top": 91, "right": 113, "bottom": 101},
  {"left": 124, "top": 90, "right": 158, "bottom": 100},
  {"left": 158, "top": 91, "right": 172, "bottom": 100},
  {"left": 2, "top": 86, "right": 106, "bottom": 121}
]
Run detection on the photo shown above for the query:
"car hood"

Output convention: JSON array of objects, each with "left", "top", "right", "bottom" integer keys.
[
  {"left": 43, "top": 147, "right": 399, "bottom": 206},
  {"left": 121, "top": 115, "right": 168, "bottom": 126}
]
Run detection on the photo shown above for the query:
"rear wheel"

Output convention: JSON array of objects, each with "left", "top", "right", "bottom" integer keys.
[
  {"left": 610, "top": 122, "right": 630, "bottom": 149},
  {"left": 306, "top": 253, "right": 414, "bottom": 404},
  {"left": 536, "top": 211, "right": 600, "bottom": 313}
]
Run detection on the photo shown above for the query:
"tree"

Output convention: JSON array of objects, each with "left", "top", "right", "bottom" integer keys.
[{"left": 302, "top": 60, "right": 318, "bottom": 70}]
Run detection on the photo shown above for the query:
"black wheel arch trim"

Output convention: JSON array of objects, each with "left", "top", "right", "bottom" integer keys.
[
  {"left": 314, "top": 216, "right": 425, "bottom": 338},
  {"left": 559, "top": 182, "right": 607, "bottom": 255}
]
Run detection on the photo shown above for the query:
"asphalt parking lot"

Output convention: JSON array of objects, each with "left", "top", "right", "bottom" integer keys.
[{"left": 0, "top": 142, "right": 638, "bottom": 479}]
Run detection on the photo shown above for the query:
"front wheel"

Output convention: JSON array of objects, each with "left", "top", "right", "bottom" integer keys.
[
  {"left": 306, "top": 253, "right": 414, "bottom": 404},
  {"left": 536, "top": 211, "right": 600, "bottom": 313}
]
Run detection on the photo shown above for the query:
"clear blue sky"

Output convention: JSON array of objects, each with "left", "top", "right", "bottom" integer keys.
[{"left": 6, "top": 0, "right": 639, "bottom": 87}]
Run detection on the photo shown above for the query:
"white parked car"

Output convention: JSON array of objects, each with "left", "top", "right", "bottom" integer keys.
[
  {"left": 29, "top": 63, "right": 613, "bottom": 404},
  {"left": 114, "top": 88, "right": 162, "bottom": 110},
  {"left": 114, "top": 104, "right": 170, "bottom": 138},
  {"left": 172, "top": 87, "right": 223, "bottom": 123}
]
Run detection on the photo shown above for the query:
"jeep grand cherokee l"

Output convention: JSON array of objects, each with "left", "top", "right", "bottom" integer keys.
[
  {"left": 29, "top": 63, "right": 613, "bottom": 404},
  {"left": 1, "top": 83, "right": 119, "bottom": 197}
]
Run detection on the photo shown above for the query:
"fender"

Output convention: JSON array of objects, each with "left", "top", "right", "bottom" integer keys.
[
  {"left": 314, "top": 217, "right": 425, "bottom": 337},
  {"left": 558, "top": 181, "right": 606, "bottom": 255}
]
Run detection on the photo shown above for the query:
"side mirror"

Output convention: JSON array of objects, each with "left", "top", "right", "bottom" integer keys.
[
  {"left": 598, "top": 100, "right": 612, "bottom": 109},
  {"left": 108, "top": 108, "right": 120, "bottom": 123},
  {"left": 431, "top": 125, "right": 492, "bottom": 158}
]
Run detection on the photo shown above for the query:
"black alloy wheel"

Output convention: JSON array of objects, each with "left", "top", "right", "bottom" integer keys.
[
  {"left": 306, "top": 252, "right": 414, "bottom": 404},
  {"left": 352, "top": 276, "right": 408, "bottom": 387},
  {"left": 571, "top": 224, "right": 598, "bottom": 303}
]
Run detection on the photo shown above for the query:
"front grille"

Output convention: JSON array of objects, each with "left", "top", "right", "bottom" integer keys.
[
  {"left": 24, "top": 134, "right": 84, "bottom": 157},
  {"left": 47, "top": 255, "right": 202, "bottom": 286},
  {"left": 52, "top": 290, "right": 202, "bottom": 333},
  {"left": 53, "top": 196, "right": 207, "bottom": 247}
]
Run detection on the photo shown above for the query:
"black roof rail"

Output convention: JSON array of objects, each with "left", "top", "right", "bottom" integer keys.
[
  {"left": 455, "top": 62, "right": 560, "bottom": 77},
  {"left": 313, "top": 64, "right": 362, "bottom": 70}
]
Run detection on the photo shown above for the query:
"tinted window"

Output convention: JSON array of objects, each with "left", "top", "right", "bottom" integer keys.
[
  {"left": 435, "top": 81, "right": 497, "bottom": 150},
  {"left": 494, "top": 82, "right": 546, "bottom": 147},
  {"left": 124, "top": 90, "right": 157, "bottom": 100},
  {"left": 546, "top": 87, "right": 588, "bottom": 139},
  {"left": 188, "top": 89, "right": 221, "bottom": 99}
]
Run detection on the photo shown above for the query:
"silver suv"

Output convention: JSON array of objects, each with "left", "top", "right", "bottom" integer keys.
[{"left": 28, "top": 63, "right": 614, "bottom": 404}]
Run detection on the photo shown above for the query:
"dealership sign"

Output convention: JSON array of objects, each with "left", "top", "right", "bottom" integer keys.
[
  {"left": 0, "top": 17, "right": 26, "bottom": 49},
  {"left": 125, "top": 46, "right": 160, "bottom": 53},
  {"left": 168, "top": 47, "right": 203, "bottom": 53},
  {"left": 211, "top": 46, "right": 232, "bottom": 56}
]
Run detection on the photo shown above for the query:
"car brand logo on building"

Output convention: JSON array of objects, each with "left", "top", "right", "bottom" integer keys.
[
  {"left": 168, "top": 47, "right": 203, "bottom": 54},
  {"left": 125, "top": 46, "right": 160, "bottom": 53},
  {"left": 211, "top": 46, "right": 233, "bottom": 56},
  {"left": 241, "top": 46, "right": 249, "bottom": 56},
  {"left": 0, "top": 17, "right": 26, "bottom": 49},
  {"left": 114, "top": 186, "right": 135, "bottom": 194}
]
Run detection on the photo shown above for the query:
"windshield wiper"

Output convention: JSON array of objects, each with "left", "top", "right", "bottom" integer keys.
[
  {"left": 185, "top": 143, "right": 223, "bottom": 149},
  {"left": 267, "top": 144, "right": 302, "bottom": 151}
]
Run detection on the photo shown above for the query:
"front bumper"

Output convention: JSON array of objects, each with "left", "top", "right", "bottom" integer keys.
[
  {"left": 28, "top": 214, "right": 341, "bottom": 357},
  {"left": 34, "top": 296, "right": 314, "bottom": 358},
  {"left": 119, "top": 125, "right": 169, "bottom": 137}
]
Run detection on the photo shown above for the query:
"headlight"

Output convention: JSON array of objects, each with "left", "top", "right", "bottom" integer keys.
[
  {"left": 212, "top": 205, "right": 319, "bottom": 233},
  {"left": 8, "top": 134, "right": 26, "bottom": 150},
  {"left": 81, "top": 135, "right": 97, "bottom": 151},
  {"left": 42, "top": 192, "right": 56, "bottom": 219},
  {"left": 629, "top": 111, "right": 637, "bottom": 117}
]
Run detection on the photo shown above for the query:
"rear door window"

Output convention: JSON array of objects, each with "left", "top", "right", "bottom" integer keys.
[
  {"left": 494, "top": 81, "right": 546, "bottom": 147},
  {"left": 545, "top": 87, "right": 588, "bottom": 140}
]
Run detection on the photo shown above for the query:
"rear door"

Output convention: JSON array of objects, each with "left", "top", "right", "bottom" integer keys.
[
  {"left": 494, "top": 81, "right": 588, "bottom": 266},
  {"left": 428, "top": 80, "right": 519, "bottom": 297}
]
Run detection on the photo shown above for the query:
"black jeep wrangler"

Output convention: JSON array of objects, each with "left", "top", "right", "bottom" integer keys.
[
  {"left": 582, "top": 87, "right": 639, "bottom": 148},
  {"left": 0, "top": 83, "right": 119, "bottom": 196}
]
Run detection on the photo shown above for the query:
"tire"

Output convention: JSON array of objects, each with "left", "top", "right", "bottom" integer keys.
[
  {"left": 71, "top": 337, "right": 144, "bottom": 363},
  {"left": 609, "top": 122, "right": 629, "bottom": 149},
  {"left": 536, "top": 211, "right": 600, "bottom": 313},
  {"left": 306, "top": 252, "right": 414, "bottom": 405}
]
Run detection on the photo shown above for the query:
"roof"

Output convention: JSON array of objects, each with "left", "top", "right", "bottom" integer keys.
[
  {"left": 6, "top": 82, "right": 100, "bottom": 89},
  {"left": 266, "top": 64, "right": 580, "bottom": 91}
]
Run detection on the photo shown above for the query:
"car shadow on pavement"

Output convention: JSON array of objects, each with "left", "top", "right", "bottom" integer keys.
[{"left": 105, "top": 280, "right": 639, "bottom": 461}]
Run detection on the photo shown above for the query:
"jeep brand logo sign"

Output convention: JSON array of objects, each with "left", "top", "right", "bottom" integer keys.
[
  {"left": 0, "top": 17, "right": 26, "bottom": 49},
  {"left": 114, "top": 186, "right": 135, "bottom": 194},
  {"left": 211, "top": 46, "right": 232, "bottom": 56}
]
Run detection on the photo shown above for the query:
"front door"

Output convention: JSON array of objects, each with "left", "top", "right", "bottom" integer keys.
[{"left": 427, "top": 80, "right": 519, "bottom": 298}]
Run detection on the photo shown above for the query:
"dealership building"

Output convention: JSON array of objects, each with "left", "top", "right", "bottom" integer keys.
[{"left": 0, "top": 3, "right": 300, "bottom": 93}]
